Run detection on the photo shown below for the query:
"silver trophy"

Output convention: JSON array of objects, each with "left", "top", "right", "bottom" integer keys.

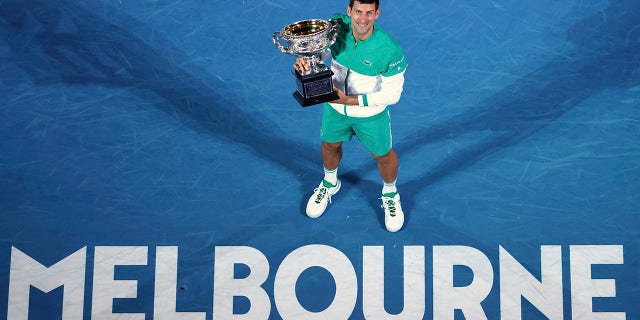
[{"left": 273, "top": 19, "right": 340, "bottom": 107}]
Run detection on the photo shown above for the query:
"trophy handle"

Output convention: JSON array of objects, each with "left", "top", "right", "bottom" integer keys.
[
  {"left": 272, "top": 31, "right": 291, "bottom": 54},
  {"left": 328, "top": 18, "right": 341, "bottom": 43}
]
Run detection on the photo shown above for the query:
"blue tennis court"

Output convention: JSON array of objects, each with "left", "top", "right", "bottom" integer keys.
[{"left": 1, "top": 0, "right": 638, "bottom": 319}]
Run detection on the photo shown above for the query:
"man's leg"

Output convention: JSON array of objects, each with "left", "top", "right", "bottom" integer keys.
[
  {"left": 373, "top": 148, "right": 398, "bottom": 184},
  {"left": 308, "top": 103, "right": 352, "bottom": 218},
  {"left": 322, "top": 141, "right": 343, "bottom": 172},
  {"left": 306, "top": 141, "right": 344, "bottom": 218},
  {"left": 374, "top": 148, "right": 404, "bottom": 232}
]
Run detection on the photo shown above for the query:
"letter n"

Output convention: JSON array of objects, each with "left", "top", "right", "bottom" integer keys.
[
  {"left": 499, "top": 245, "right": 563, "bottom": 320},
  {"left": 8, "top": 247, "right": 87, "bottom": 320}
]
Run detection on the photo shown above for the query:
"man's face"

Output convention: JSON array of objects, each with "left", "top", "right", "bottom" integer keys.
[{"left": 347, "top": 1, "right": 380, "bottom": 40}]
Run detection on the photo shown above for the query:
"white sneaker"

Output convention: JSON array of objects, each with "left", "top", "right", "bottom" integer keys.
[
  {"left": 306, "top": 179, "right": 341, "bottom": 218},
  {"left": 381, "top": 192, "right": 404, "bottom": 232}
]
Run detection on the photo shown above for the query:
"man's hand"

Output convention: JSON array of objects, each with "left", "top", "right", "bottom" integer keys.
[
  {"left": 331, "top": 86, "right": 359, "bottom": 106},
  {"left": 293, "top": 57, "right": 310, "bottom": 73}
]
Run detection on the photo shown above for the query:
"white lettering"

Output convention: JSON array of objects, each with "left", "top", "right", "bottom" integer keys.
[
  {"left": 8, "top": 247, "right": 87, "bottom": 320},
  {"left": 154, "top": 246, "right": 206, "bottom": 319},
  {"left": 570, "top": 245, "right": 625, "bottom": 320},
  {"left": 363, "top": 246, "right": 425, "bottom": 319},
  {"left": 433, "top": 245, "right": 493, "bottom": 320},
  {"left": 4, "top": 244, "right": 631, "bottom": 319},
  {"left": 499, "top": 245, "right": 563, "bottom": 319},
  {"left": 92, "top": 246, "right": 148, "bottom": 320},
  {"left": 213, "top": 246, "right": 270, "bottom": 319},
  {"left": 274, "top": 244, "right": 357, "bottom": 320}
]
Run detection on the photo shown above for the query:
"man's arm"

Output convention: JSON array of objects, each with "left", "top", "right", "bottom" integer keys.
[
  {"left": 331, "top": 71, "right": 406, "bottom": 107},
  {"left": 360, "top": 71, "right": 406, "bottom": 107}
]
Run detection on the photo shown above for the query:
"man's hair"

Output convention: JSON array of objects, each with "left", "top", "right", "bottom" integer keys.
[{"left": 349, "top": 0, "right": 379, "bottom": 9}]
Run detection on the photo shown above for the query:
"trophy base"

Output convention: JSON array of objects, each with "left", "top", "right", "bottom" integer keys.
[
  {"left": 293, "top": 69, "right": 339, "bottom": 107},
  {"left": 293, "top": 91, "right": 339, "bottom": 107}
]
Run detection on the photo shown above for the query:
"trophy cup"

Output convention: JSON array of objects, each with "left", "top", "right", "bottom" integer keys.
[{"left": 273, "top": 19, "right": 340, "bottom": 107}]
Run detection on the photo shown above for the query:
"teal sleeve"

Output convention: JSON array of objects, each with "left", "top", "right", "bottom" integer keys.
[{"left": 383, "top": 48, "right": 408, "bottom": 77}]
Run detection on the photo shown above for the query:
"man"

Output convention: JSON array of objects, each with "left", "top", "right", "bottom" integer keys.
[{"left": 294, "top": 0, "right": 407, "bottom": 232}]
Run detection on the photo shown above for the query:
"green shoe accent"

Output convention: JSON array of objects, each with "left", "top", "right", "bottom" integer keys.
[
  {"left": 322, "top": 179, "right": 337, "bottom": 188},
  {"left": 382, "top": 192, "right": 398, "bottom": 217},
  {"left": 382, "top": 192, "right": 397, "bottom": 198}
]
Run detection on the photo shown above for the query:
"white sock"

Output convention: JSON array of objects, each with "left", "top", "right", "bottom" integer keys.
[
  {"left": 324, "top": 166, "right": 338, "bottom": 185},
  {"left": 382, "top": 179, "right": 397, "bottom": 195}
]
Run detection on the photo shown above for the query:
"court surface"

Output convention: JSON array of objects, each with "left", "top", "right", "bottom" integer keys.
[{"left": 0, "top": 0, "right": 638, "bottom": 319}]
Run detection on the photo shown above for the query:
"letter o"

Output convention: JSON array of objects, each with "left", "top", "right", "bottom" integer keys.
[{"left": 274, "top": 245, "right": 357, "bottom": 320}]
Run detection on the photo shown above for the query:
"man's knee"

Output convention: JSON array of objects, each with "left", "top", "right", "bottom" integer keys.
[
  {"left": 323, "top": 141, "right": 343, "bottom": 152},
  {"left": 373, "top": 148, "right": 397, "bottom": 161}
]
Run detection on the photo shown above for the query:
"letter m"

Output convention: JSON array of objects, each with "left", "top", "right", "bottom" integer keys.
[{"left": 8, "top": 247, "right": 87, "bottom": 320}]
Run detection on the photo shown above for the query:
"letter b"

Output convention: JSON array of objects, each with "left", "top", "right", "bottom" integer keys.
[{"left": 213, "top": 246, "right": 271, "bottom": 319}]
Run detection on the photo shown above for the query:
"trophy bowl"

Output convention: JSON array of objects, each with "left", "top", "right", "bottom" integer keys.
[
  {"left": 273, "top": 19, "right": 341, "bottom": 107},
  {"left": 275, "top": 19, "right": 336, "bottom": 57}
]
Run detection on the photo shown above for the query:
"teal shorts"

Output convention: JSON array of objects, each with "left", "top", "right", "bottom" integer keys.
[{"left": 321, "top": 103, "right": 392, "bottom": 157}]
